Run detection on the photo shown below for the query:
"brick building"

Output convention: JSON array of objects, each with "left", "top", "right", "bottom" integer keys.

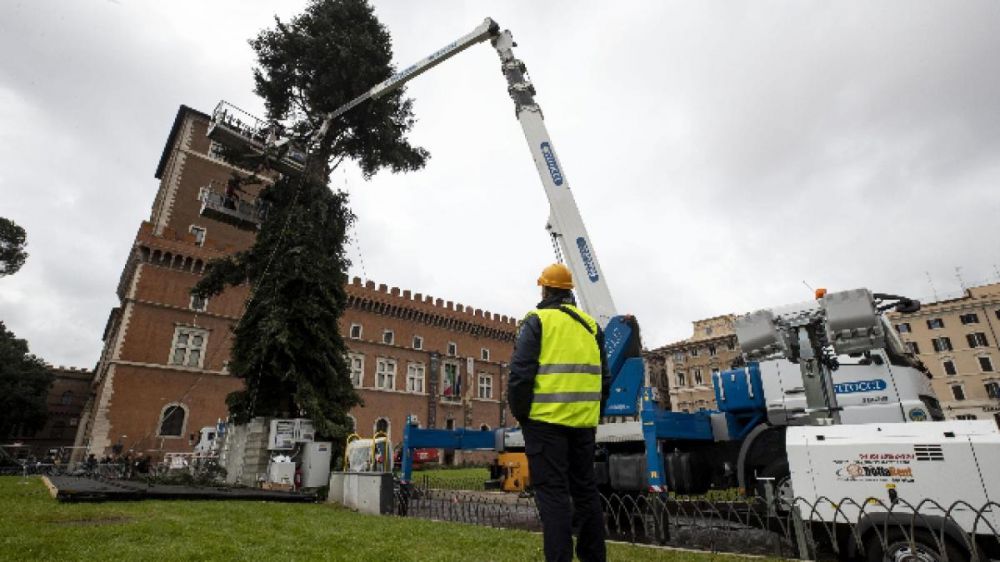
[
  {"left": 5, "top": 366, "right": 93, "bottom": 460},
  {"left": 74, "top": 105, "right": 516, "bottom": 463},
  {"left": 888, "top": 282, "right": 1000, "bottom": 426},
  {"left": 644, "top": 315, "right": 740, "bottom": 412}
]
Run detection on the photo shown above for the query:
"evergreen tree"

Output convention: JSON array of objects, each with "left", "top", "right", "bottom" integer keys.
[
  {"left": 0, "top": 321, "right": 53, "bottom": 439},
  {"left": 194, "top": 0, "right": 428, "bottom": 439},
  {"left": 0, "top": 217, "right": 28, "bottom": 277}
]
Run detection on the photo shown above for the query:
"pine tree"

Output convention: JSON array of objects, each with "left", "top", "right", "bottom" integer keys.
[
  {"left": 0, "top": 217, "right": 28, "bottom": 277},
  {"left": 194, "top": 0, "right": 428, "bottom": 439}
]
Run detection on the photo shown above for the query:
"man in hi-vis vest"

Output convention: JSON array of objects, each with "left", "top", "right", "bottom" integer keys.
[{"left": 508, "top": 263, "right": 611, "bottom": 562}]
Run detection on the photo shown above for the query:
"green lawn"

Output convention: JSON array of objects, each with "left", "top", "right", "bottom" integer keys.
[
  {"left": 411, "top": 466, "right": 490, "bottom": 489},
  {"left": 0, "top": 477, "right": 766, "bottom": 561}
]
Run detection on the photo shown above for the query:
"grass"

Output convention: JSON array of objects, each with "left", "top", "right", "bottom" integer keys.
[
  {"left": 0, "top": 477, "right": 771, "bottom": 561},
  {"left": 413, "top": 466, "right": 490, "bottom": 489}
]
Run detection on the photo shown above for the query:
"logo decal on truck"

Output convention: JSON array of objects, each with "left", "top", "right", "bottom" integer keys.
[
  {"left": 540, "top": 142, "right": 564, "bottom": 186},
  {"left": 833, "top": 453, "right": 916, "bottom": 483},
  {"left": 576, "top": 237, "right": 599, "bottom": 282},
  {"left": 834, "top": 379, "right": 887, "bottom": 394}
]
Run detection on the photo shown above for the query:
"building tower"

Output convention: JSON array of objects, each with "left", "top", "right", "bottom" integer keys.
[{"left": 75, "top": 105, "right": 517, "bottom": 463}]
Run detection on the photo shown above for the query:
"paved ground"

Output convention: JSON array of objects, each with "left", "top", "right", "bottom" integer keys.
[{"left": 44, "top": 475, "right": 316, "bottom": 503}]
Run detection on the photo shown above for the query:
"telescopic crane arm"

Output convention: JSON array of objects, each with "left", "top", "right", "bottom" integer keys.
[{"left": 311, "top": 18, "right": 618, "bottom": 327}]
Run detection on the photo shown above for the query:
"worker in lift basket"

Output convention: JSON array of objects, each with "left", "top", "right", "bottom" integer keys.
[{"left": 508, "top": 263, "right": 611, "bottom": 562}]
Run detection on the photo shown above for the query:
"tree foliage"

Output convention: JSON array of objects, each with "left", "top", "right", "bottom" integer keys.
[
  {"left": 250, "top": 0, "right": 429, "bottom": 179},
  {"left": 194, "top": 0, "right": 428, "bottom": 439},
  {"left": 0, "top": 217, "right": 28, "bottom": 277},
  {"left": 0, "top": 321, "right": 53, "bottom": 439}
]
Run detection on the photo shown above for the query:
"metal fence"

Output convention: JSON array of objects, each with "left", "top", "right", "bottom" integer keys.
[{"left": 394, "top": 483, "right": 1000, "bottom": 561}]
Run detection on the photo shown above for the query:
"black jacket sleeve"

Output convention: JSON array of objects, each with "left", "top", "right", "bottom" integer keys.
[
  {"left": 508, "top": 314, "right": 541, "bottom": 424},
  {"left": 596, "top": 326, "right": 612, "bottom": 414}
]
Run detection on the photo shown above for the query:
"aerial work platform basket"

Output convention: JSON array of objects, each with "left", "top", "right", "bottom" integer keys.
[
  {"left": 199, "top": 185, "right": 267, "bottom": 230},
  {"left": 207, "top": 101, "right": 307, "bottom": 177}
]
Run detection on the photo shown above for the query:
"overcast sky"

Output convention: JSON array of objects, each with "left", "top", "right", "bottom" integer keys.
[{"left": 1, "top": 1, "right": 999, "bottom": 369}]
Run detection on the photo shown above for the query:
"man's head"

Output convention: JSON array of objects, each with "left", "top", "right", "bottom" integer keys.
[{"left": 537, "top": 263, "right": 574, "bottom": 300}]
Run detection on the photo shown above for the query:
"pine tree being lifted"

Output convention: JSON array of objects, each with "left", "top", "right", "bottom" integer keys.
[{"left": 193, "top": 0, "right": 428, "bottom": 439}]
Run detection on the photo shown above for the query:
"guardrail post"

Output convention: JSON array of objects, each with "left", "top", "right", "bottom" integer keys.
[{"left": 790, "top": 505, "right": 813, "bottom": 560}]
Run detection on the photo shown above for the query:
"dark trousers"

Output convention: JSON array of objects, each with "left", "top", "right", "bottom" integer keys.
[{"left": 523, "top": 420, "right": 606, "bottom": 562}]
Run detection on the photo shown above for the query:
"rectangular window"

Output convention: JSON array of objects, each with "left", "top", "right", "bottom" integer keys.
[
  {"left": 406, "top": 363, "right": 425, "bottom": 393},
  {"left": 481, "top": 348, "right": 490, "bottom": 361},
  {"left": 208, "top": 140, "right": 227, "bottom": 160},
  {"left": 349, "top": 324, "right": 362, "bottom": 340},
  {"left": 412, "top": 336, "right": 423, "bottom": 350},
  {"left": 985, "top": 382, "right": 1000, "bottom": 400},
  {"left": 478, "top": 373, "right": 493, "bottom": 400},
  {"left": 896, "top": 323, "right": 911, "bottom": 333},
  {"left": 349, "top": 353, "right": 364, "bottom": 387},
  {"left": 927, "top": 318, "right": 945, "bottom": 330},
  {"left": 674, "top": 352, "right": 685, "bottom": 362},
  {"left": 689, "top": 348, "right": 699, "bottom": 357},
  {"left": 170, "top": 327, "right": 208, "bottom": 368},
  {"left": 382, "top": 330, "right": 394, "bottom": 345},
  {"left": 708, "top": 345, "right": 717, "bottom": 356},
  {"left": 726, "top": 339, "right": 736, "bottom": 351},
  {"left": 693, "top": 369, "right": 703, "bottom": 386},
  {"left": 942, "top": 359, "right": 957, "bottom": 376},
  {"left": 189, "top": 225, "right": 206, "bottom": 246},
  {"left": 956, "top": 414, "right": 978, "bottom": 420},
  {"left": 905, "top": 341, "right": 920, "bottom": 354},
  {"left": 376, "top": 358, "right": 396, "bottom": 390},
  {"left": 442, "top": 362, "right": 460, "bottom": 400},
  {"left": 932, "top": 337, "right": 953, "bottom": 352},
  {"left": 967, "top": 332, "right": 989, "bottom": 348},
  {"left": 960, "top": 313, "right": 980, "bottom": 325},
  {"left": 447, "top": 342, "right": 458, "bottom": 357},
  {"left": 190, "top": 294, "right": 208, "bottom": 312},
  {"left": 951, "top": 385, "right": 966, "bottom": 401},
  {"left": 979, "top": 355, "right": 995, "bottom": 372},
  {"left": 676, "top": 372, "right": 686, "bottom": 387}
]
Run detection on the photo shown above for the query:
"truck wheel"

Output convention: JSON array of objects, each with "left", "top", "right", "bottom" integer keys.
[
  {"left": 865, "top": 529, "right": 964, "bottom": 562},
  {"left": 754, "top": 458, "right": 792, "bottom": 510}
]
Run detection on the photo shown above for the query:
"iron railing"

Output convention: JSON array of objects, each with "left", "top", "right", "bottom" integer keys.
[{"left": 394, "top": 483, "right": 1000, "bottom": 561}]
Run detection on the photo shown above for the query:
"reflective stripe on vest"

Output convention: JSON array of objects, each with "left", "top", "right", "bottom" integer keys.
[{"left": 527, "top": 305, "right": 602, "bottom": 428}]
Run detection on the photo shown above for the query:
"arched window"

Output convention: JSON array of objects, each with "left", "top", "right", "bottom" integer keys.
[
  {"left": 479, "top": 424, "right": 490, "bottom": 431},
  {"left": 374, "top": 417, "right": 390, "bottom": 435},
  {"left": 158, "top": 404, "right": 187, "bottom": 437},
  {"left": 60, "top": 391, "right": 74, "bottom": 405}
]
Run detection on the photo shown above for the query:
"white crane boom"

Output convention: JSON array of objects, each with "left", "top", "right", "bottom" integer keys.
[{"left": 313, "top": 18, "right": 618, "bottom": 326}]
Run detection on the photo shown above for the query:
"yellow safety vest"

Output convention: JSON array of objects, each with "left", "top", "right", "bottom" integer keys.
[{"left": 527, "top": 305, "right": 603, "bottom": 428}]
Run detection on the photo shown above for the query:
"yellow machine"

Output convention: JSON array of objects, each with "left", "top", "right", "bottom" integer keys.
[{"left": 494, "top": 451, "right": 530, "bottom": 493}]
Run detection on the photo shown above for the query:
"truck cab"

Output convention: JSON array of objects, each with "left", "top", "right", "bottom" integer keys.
[{"left": 761, "top": 352, "right": 943, "bottom": 426}]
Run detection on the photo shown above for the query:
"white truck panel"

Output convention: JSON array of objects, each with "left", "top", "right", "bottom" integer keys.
[
  {"left": 762, "top": 353, "right": 933, "bottom": 426},
  {"left": 787, "top": 421, "right": 1000, "bottom": 533}
]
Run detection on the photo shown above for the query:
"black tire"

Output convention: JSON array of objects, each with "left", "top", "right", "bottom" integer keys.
[
  {"left": 865, "top": 528, "right": 966, "bottom": 562},
  {"left": 753, "top": 458, "right": 792, "bottom": 509}
]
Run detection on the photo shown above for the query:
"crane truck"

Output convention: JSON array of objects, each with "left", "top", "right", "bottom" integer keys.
[{"left": 202, "top": 17, "right": 974, "bottom": 507}]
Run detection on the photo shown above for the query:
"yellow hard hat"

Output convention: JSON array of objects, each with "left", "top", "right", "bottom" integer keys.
[{"left": 537, "top": 263, "right": 574, "bottom": 290}]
